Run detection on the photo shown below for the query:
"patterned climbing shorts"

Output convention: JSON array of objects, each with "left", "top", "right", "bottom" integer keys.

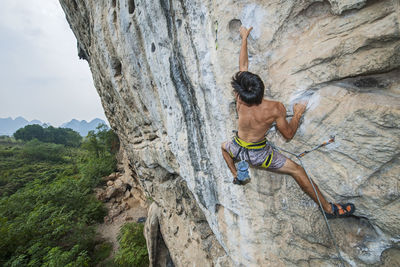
[{"left": 224, "top": 137, "right": 287, "bottom": 170}]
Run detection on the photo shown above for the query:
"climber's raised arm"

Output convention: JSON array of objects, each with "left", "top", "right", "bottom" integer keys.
[
  {"left": 239, "top": 26, "right": 253, "bottom": 72},
  {"left": 275, "top": 102, "right": 307, "bottom": 140}
]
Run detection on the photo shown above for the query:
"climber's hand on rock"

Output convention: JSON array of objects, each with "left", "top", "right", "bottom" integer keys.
[
  {"left": 240, "top": 26, "right": 253, "bottom": 39},
  {"left": 293, "top": 102, "right": 307, "bottom": 117}
]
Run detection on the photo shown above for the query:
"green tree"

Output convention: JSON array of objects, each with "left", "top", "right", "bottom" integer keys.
[
  {"left": 14, "top": 124, "right": 44, "bottom": 141},
  {"left": 79, "top": 124, "right": 119, "bottom": 187},
  {"left": 14, "top": 124, "right": 82, "bottom": 147},
  {"left": 64, "top": 128, "right": 83, "bottom": 147},
  {"left": 43, "top": 127, "right": 82, "bottom": 147},
  {"left": 82, "top": 124, "right": 119, "bottom": 157},
  {"left": 82, "top": 130, "right": 101, "bottom": 158}
]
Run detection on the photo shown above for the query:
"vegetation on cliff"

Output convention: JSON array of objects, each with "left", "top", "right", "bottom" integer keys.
[{"left": 0, "top": 125, "right": 122, "bottom": 266}]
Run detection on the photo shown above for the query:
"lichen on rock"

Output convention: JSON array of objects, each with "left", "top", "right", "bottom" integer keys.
[{"left": 59, "top": 0, "right": 400, "bottom": 266}]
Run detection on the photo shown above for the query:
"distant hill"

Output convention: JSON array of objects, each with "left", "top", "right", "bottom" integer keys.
[
  {"left": 0, "top": 117, "right": 47, "bottom": 136},
  {"left": 0, "top": 117, "right": 108, "bottom": 136},
  {"left": 61, "top": 118, "right": 108, "bottom": 136}
]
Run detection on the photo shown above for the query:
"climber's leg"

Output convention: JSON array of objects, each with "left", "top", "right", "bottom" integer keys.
[
  {"left": 221, "top": 142, "right": 237, "bottom": 177},
  {"left": 272, "top": 158, "right": 333, "bottom": 214}
]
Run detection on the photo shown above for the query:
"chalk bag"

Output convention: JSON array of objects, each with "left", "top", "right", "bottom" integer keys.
[{"left": 237, "top": 160, "right": 250, "bottom": 182}]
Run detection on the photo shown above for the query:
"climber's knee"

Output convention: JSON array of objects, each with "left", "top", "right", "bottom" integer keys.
[
  {"left": 275, "top": 158, "right": 302, "bottom": 176},
  {"left": 292, "top": 162, "right": 304, "bottom": 176},
  {"left": 221, "top": 142, "right": 236, "bottom": 161}
]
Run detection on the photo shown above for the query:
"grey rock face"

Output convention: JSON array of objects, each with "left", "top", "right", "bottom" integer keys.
[{"left": 59, "top": 0, "right": 400, "bottom": 266}]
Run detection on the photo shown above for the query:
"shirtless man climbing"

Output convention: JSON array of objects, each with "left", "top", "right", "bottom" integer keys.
[{"left": 221, "top": 26, "right": 355, "bottom": 219}]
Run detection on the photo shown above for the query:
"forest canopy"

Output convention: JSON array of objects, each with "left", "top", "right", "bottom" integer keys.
[
  {"left": 0, "top": 125, "right": 126, "bottom": 266},
  {"left": 13, "top": 124, "right": 82, "bottom": 147}
]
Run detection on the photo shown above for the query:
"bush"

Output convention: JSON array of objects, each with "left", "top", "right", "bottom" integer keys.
[
  {"left": 114, "top": 223, "right": 149, "bottom": 267},
  {"left": 22, "top": 139, "right": 65, "bottom": 162},
  {"left": 92, "top": 242, "right": 113, "bottom": 265},
  {"left": 79, "top": 154, "right": 116, "bottom": 188},
  {"left": 42, "top": 246, "right": 90, "bottom": 267}
]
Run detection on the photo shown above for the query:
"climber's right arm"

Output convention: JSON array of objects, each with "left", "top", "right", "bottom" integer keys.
[
  {"left": 239, "top": 26, "right": 253, "bottom": 71},
  {"left": 275, "top": 102, "right": 305, "bottom": 140}
]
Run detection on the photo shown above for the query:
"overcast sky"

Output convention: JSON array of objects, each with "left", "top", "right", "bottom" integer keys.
[{"left": 0, "top": 0, "right": 107, "bottom": 126}]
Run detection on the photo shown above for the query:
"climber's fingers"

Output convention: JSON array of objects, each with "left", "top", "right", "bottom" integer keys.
[
  {"left": 239, "top": 26, "right": 253, "bottom": 39},
  {"left": 293, "top": 102, "right": 307, "bottom": 115}
]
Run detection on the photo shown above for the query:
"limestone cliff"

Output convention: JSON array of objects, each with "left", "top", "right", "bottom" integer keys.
[{"left": 59, "top": 0, "right": 400, "bottom": 266}]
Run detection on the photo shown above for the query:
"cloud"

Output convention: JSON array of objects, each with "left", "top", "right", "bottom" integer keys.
[{"left": 0, "top": 0, "right": 107, "bottom": 126}]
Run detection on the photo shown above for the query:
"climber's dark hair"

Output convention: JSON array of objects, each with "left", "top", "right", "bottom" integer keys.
[{"left": 231, "top": 71, "right": 265, "bottom": 105}]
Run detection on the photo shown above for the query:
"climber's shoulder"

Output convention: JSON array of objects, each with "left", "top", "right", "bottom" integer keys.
[{"left": 260, "top": 99, "right": 283, "bottom": 116}]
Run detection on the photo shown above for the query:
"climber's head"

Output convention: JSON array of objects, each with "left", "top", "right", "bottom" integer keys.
[{"left": 231, "top": 71, "right": 265, "bottom": 105}]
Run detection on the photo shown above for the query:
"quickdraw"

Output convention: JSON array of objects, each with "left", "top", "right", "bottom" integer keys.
[{"left": 297, "top": 136, "right": 335, "bottom": 158}]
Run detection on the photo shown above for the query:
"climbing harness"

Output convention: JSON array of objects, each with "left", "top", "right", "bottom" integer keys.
[
  {"left": 268, "top": 136, "right": 346, "bottom": 267},
  {"left": 231, "top": 134, "right": 275, "bottom": 183}
]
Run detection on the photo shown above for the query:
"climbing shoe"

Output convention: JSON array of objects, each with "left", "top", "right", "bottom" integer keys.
[{"left": 324, "top": 203, "right": 355, "bottom": 219}]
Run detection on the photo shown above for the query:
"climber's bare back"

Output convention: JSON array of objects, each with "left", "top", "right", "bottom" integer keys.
[
  {"left": 236, "top": 92, "right": 306, "bottom": 142},
  {"left": 236, "top": 94, "right": 281, "bottom": 142}
]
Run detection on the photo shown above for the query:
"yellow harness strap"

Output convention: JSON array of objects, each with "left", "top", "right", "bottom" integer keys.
[
  {"left": 262, "top": 150, "right": 273, "bottom": 168},
  {"left": 233, "top": 136, "right": 267, "bottom": 149},
  {"left": 233, "top": 136, "right": 273, "bottom": 168}
]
